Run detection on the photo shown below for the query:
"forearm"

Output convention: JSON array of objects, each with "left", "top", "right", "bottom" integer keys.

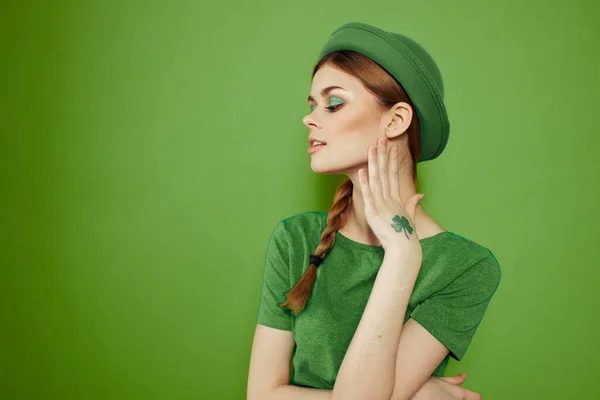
[
  {"left": 266, "top": 376, "right": 434, "bottom": 400},
  {"left": 332, "top": 250, "right": 421, "bottom": 400},
  {"left": 269, "top": 384, "right": 332, "bottom": 400}
]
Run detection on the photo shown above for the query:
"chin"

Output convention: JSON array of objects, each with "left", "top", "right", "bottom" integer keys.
[
  {"left": 309, "top": 156, "right": 334, "bottom": 175},
  {"left": 310, "top": 158, "right": 355, "bottom": 176},
  {"left": 310, "top": 146, "right": 365, "bottom": 175},
  {"left": 310, "top": 162, "right": 336, "bottom": 175}
]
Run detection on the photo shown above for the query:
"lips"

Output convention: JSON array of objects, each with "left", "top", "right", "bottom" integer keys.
[
  {"left": 308, "top": 143, "right": 326, "bottom": 154},
  {"left": 308, "top": 137, "right": 327, "bottom": 147}
]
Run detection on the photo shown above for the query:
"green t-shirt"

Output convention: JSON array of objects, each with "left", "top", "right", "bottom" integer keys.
[{"left": 255, "top": 211, "right": 501, "bottom": 389}]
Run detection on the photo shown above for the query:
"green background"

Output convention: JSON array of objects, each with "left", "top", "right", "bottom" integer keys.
[{"left": 2, "top": 1, "right": 598, "bottom": 399}]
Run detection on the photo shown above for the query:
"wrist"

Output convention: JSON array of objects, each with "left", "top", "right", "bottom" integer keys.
[
  {"left": 381, "top": 250, "right": 422, "bottom": 279},
  {"left": 383, "top": 247, "right": 422, "bottom": 265}
]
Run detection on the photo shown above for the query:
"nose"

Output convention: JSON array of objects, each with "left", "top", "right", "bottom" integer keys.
[{"left": 302, "top": 113, "right": 320, "bottom": 129}]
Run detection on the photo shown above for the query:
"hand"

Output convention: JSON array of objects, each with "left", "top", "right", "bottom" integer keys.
[
  {"left": 358, "top": 137, "right": 424, "bottom": 255},
  {"left": 410, "top": 373, "right": 483, "bottom": 400}
]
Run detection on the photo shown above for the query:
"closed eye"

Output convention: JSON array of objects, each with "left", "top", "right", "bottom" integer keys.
[
  {"left": 309, "top": 95, "right": 345, "bottom": 113},
  {"left": 325, "top": 103, "right": 342, "bottom": 112}
]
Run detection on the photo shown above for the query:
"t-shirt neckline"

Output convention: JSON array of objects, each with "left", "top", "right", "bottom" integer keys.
[{"left": 334, "top": 228, "right": 454, "bottom": 253}]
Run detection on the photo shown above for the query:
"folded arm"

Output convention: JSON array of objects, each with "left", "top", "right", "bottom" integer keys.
[
  {"left": 332, "top": 250, "right": 433, "bottom": 400},
  {"left": 247, "top": 323, "right": 450, "bottom": 400}
]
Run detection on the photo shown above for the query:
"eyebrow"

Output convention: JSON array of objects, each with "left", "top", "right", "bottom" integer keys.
[{"left": 307, "top": 86, "right": 346, "bottom": 103}]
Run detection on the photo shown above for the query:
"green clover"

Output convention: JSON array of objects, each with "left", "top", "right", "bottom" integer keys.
[{"left": 391, "top": 215, "right": 413, "bottom": 239}]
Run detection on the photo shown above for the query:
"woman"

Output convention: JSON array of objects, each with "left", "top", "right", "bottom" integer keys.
[{"left": 248, "top": 22, "right": 501, "bottom": 400}]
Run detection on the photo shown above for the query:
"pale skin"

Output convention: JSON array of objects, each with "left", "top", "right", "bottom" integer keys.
[{"left": 247, "top": 64, "right": 482, "bottom": 400}]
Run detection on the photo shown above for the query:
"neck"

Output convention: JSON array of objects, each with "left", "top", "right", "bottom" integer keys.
[{"left": 343, "top": 172, "right": 426, "bottom": 246}]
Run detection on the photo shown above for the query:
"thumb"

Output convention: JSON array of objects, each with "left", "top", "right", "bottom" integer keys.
[
  {"left": 405, "top": 194, "right": 425, "bottom": 226},
  {"left": 439, "top": 373, "right": 466, "bottom": 385}
]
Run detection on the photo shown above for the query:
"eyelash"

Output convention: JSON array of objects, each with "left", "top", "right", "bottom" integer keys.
[
  {"left": 310, "top": 103, "right": 342, "bottom": 113},
  {"left": 325, "top": 104, "right": 342, "bottom": 112}
]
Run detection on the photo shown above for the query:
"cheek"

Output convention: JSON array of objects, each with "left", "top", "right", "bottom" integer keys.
[
  {"left": 334, "top": 114, "right": 377, "bottom": 153},
  {"left": 327, "top": 133, "right": 371, "bottom": 164},
  {"left": 332, "top": 109, "right": 377, "bottom": 140}
]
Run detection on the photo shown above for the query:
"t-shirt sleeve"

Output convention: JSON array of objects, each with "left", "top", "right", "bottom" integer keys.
[
  {"left": 410, "top": 254, "right": 502, "bottom": 361},
  {"left": 255, "top": 220, "right": 293, "bottom": 331}
]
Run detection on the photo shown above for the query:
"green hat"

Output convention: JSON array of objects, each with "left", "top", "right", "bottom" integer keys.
[{"left": 318, "top": 22, "right": 450, "bottom": 162}]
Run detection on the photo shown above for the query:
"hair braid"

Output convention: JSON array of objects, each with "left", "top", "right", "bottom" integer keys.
[{"left": 279, "top": 178, "right": 354, "bottom": 316}]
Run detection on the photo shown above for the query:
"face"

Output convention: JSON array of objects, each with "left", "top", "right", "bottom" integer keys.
[{"left": 303, "top": 64, "right": 403, "bottom": 175}]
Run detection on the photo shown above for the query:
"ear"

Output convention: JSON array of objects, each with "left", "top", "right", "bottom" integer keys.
[{"left": 385, "top": 102, "right": 413, "bottom": 140}]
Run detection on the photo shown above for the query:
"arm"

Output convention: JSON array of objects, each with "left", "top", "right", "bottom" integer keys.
[
  {"left": 390, "top": 255, "right": 502, "bottom": 400},
  {"left": 332, "top": 250, "right": 420, "bottom": 400},
  {"left": 271, "top": 386, "right": 332, "bottom": 399},
  {"left": 247, "top": 324, "right": 333, "bottom": 400},
  {"left": 248, "top": 323, "right": 444, "bottom": 400},
  {"left": 250, "top": 220, "right": 334, "bottom": 399},
  {"left": 389, "top": 318, "right": 451, "bottom": 400}
]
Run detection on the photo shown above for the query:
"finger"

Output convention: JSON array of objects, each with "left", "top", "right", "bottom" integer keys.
[
  {"left": 378, "top": 138, "right": 389, "bottom": 199},
  {"left": 404, "top": 194, "right": 424, "bottom": 230},
  {"left": 358, "top": 168, "right": 376, "bottom": 218},
  {"left": 388, "top": 144, "right": 400, "bottom": 200},
  {"left": 368, "top": 145, "right": 382, "bottom": 204},
  {"left": 439, "top": 374, "right": 466, "bottom": 385},
  {"left": 462, "top": 388, "right": 482, "bottom": 400}
]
